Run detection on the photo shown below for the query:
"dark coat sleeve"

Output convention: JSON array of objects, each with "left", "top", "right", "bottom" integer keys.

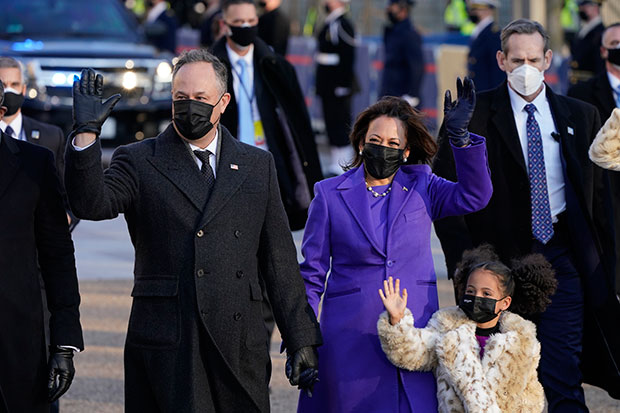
[
  {"left": 404, "top": 29, "right": 424, "bottom": 98},
  {"left": 257, "top": 154, "right": 322, "bottom": 353},
  {"left": 65, "top": 139, "right": 139, "bottom": 220},
  {"left": 36, "top": 149, "right": 83, "bottom": 349}
]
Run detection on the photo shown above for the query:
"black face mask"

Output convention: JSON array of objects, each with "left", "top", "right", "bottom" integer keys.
[
  {"left": 324, "top": 4, "right": 331, "bottom": 14},
  {"left": 607, "top": 48, "right": 620, "bottom": 66},
  {"left": 459, "top": 294, "right": 503, "bottom": 324},
  {"left": 3, "top": 91, "right": 24, "bottom": 117},
  {"left": 468, "top": 13, "right": 480, "bottom": 24},
  {"left": 258, "top": 1, "right": 267, "bottom": 7},
  {"left": 228, "top": 24, "right": 258, "bottom": 47},
  {"left": 362, "top": 143, "right": 405, "bottom": 180},
  {"left": 387, "top": 10, "right": 400, "bottom": 25},
  {"left": 578, "top": 10, "right": 588, "bottom": 22},
  {"left": 173, "top": 95, "right": 223, "bottom": 141}
]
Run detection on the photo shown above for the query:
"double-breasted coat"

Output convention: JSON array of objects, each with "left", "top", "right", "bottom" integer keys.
[
  {"left": 297, "top": 136, "right": 492, "bottom": 412},
  {"left": 65, "top": 125, "right": 322, "bottom": 412},
  {"left": 0, "top": 133, "right": 83, "bottom": 413}
]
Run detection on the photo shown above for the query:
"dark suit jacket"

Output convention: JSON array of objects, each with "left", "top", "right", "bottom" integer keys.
[
  {"left": 258, "top": 7, "right": 290, "bottom": 56},
  {"left": 315, "top": 13, "right": 356, "bottom": 97},
  {"left": 467, "top": 22, "right": 505, "bottom": 92},
  {"left": 570, "top": 21, "right": 605, "bottom": 82},
  {"left": 0, "top": 134, "right": 83, "bottom": 413},
  {"left": 433, "top": 82, "right": 620, "bottom": 398},
  {"left": 568, "top": 72, "right": 620, "bottom": 295},
  {"left": 211, "top": 37, "right": 323, "bottom": 230},
  {"left": 145, "top": 8, "right": 178, "bottom": 54},
  {"left": 65, "top": 125, "right": 322, "bottom": 411},
  {"left": 380, "top": 18, "right": 424, "bottom": 99}
]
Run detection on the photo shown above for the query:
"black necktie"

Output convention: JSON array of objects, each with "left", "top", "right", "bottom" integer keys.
[
  {"left": 5, "top": 125, "right": 15, "bottom": 139},
  {"left": 193, "top": 150, "right": 215, "bottom": 193}
]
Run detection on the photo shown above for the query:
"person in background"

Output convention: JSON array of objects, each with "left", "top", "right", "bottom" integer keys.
[
  {"left": 466, "top": 0, "right": 505, "bottom": 92},
  {"left": 568, "top": 22, "right": 620, "bottom": 295},
  {"left": 444, "top": 0, "right": 475, "bottom": 34},
  {"left": 257, "top": 0, "right": 290, "bottom": 56},
  {"left": 433, "top": 19, "right": 617, "bottom": 411},
  {"left": 380, "top": 0, "right": 424, "bottom": 109},
  {"left": 297, "top": 79, "right": 492, "bottom": 412},
  {"left": 144, "top": 0, "right": 178, "bottom": 54},
  {"left": 199, "top": 0, "right": 223, "bottom": 48},
  {"left": 569, "top": 0, "right": 605, "bottom": 85},
  {"left": 378, "top": 245, "right": 557, "bottom": 412},
  {"left": 0, "top": 81, "right": 84, "bottom": 413},
  {"left": 316, "top": 0, "right": 357, "bottom": 176}
]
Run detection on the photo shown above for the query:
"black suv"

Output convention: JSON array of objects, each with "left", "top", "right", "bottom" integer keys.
[{"left": 0, "top": 0, "right": 173, "bottom": 146}]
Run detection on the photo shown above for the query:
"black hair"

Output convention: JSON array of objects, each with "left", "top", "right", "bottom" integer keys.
[{"left": 454, "top": 244, "right": 557, "bottom": 317}]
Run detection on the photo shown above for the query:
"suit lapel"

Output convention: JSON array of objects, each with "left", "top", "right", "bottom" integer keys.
[
  {"left": 0, "top": 134, "right": 22, "bottom": 201},
  {"left": 386, "top": 169, "right": 416, "bottom": 238},
  {"left": 546, "top": 88, "right": 582, "bottom": 185},
  {"left": 147, "top": 125, "right": 210, "bottom": 212},
  {"left": 491, "top": 83, "right": 527, "bottom": 173},
  {"left": 338, "top": 167, "right": 386, "bottom": 257},
  {"left": 198, "top": 129, "right": 250, "bottom": 228},
  {"left": 593, "top": 73, "right": 616, "bottom": 118}
]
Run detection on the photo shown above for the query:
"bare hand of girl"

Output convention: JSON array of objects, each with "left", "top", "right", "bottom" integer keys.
[{"left": 379, "top": 277, "right": 408, "bottom": 325}]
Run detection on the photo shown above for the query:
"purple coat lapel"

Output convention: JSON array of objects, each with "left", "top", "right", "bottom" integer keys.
[
  {"left": 386, "top": 168, "right": 418, "bottom": 239},
  {"left": 338, "top": 167, "right": 386, "bottom": 257}
]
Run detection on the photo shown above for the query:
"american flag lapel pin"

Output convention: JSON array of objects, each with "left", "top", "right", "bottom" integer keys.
[
  {"left": 230, "top": 164, "right": 239, "bottom": 170},
  {"left": 567, "top": 126, "right": 574, "bottom": 135},
  {"left": 31, "top": 130, "right": 40, "bottom": 139}
]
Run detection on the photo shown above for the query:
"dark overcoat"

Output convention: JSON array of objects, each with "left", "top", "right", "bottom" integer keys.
[
  {"left": 65, "top": 125, "right": 322, "bottom": 412},
  {"left": 433, "top": 82, "right": 620, "bottom": 399},
  {"left": 0, "top": 133, "right": 83, "bottom": 413},
  {"left": 467, "top": 22, "right": 505, "bottom": 93},
  {"left": 212, "top": 37, "right": 323, "bottom": 231}
]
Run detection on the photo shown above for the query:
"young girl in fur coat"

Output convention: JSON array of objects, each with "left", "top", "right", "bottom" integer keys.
[{"left": 377, "top": 245, "right": 557, "bottom": 412}]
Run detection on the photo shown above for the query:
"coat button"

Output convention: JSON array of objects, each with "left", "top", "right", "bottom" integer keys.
[
  {"left": 201, "top": 310, "right": 207, "bottom": 316},
  {"left": 197, "top": 230, "right": 204, "bottom": 238},
  {"left": 234, "top": 230, "right": 241, "bottom": 238},
  {"left": 233, "top": 312, "right": 242, "bottom": 321},
  {"left": 197, "top": 269, "right": 204, "bottom": 277},
  {"left": 387, "top": 260, "right": 394, "bottom": 267},
  {"left": 236, "top": 270, "right": 244, "bottom": 279}
]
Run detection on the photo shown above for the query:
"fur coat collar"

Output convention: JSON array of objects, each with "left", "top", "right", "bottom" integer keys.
[{"left": 378, "top": 306, "right": 545, "bottom": 412}]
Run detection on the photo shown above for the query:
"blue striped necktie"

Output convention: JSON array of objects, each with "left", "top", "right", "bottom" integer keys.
[
  {"left": 237, "top": 59, "right": 254, "bottom": 145},
  {"left": 525, "top": 103, "right": 554, "bottom": 244}
]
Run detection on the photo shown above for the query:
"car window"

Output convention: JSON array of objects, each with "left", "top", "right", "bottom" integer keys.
[{"left": 0, "top": 0, "right": 138, "bottom": 40}]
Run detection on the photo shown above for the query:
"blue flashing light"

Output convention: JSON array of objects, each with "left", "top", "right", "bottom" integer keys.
[{"left": 11, "top": 39, "right": 44, "bottom": 52}]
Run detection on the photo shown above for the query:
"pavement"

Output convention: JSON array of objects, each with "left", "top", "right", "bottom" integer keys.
[{"left": 60, "top": 217, "right": 620, "bottom": 412}]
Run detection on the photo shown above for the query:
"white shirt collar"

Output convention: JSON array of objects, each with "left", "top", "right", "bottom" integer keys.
[
  {"left": 507, "top": 82, "right": 547, "bottom": 114},
  {"left": 146, "top": 2, "right": 168, "bottom": 23},
  {"left": 0, "top": 112, "right": 23, "bottom": 139},
  {"left": 471, "top": 16, "right": 494, "bottom": 40},
  {"left": 226, "top": 42, "right": 254, "bottom": 69},
  {"left": 325, "top": 7, "right": 346, "bottom": 24},
  {"left": 608, "top": 70, "right": 620, "bottom": 92},
  {"left": 578, "top": 15, "right": 602, "bottom": 39},
  {"left": 189, "top": 128, "right": 218, "bottom": 155}
]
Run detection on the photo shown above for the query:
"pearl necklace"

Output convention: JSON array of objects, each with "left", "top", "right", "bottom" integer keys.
[{"left": 366, "top": 181, "right": 392, "bottom": 197}]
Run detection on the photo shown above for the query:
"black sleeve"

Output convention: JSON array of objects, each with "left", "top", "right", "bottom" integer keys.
[
  {"left": 337, "top": 18, "right": 356, "bottom": 88},
  {"left": 405, "top": 31, "right": 424, "bottom": 98},
  {"left": 35, "top": 149, "right": 83, "bottom": 349}
]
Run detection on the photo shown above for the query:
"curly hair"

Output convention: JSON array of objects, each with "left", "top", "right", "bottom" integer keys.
[{"left": 454, "top": 244, "right": 557, "bottom": 317}]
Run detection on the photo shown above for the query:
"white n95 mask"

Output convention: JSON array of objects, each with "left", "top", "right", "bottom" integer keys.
[{"left": 507, "top": 64, "right": 545, "bottom": 96}]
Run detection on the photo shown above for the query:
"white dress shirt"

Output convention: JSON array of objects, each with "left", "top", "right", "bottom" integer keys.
[
  {"left": 0, "top": 112, "right": 25, "bottom": 140},
  {"left": 189, "top": 130, "right": 218, "bottom": 179},
  {"left": 608, "top": 71, "right": 620, "bottom": 107},
  {"left": 508, "top": 84, "right": 566, "bottom": 220}
]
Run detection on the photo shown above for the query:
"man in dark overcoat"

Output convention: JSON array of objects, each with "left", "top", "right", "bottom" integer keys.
[
  {"left": 211, "top": 0, "right": 322, "bottom": 232},
  {"left": 0, "top": 82, "right": 83, "bottom": 412},
  {"left": 64, "top": 50, "right": 322, "bottom": 412},
  {"left": 434, "top": 19, "right": 620, "bottom": 410}
]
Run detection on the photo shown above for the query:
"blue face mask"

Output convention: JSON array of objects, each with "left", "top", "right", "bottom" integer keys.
[{"left": 459, "top": 294, "right": 504, "bottom": 323}]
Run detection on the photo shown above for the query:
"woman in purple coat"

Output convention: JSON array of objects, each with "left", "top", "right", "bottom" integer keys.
[{"left": 297, "top": 78, "right": 492, "bottom": 412}]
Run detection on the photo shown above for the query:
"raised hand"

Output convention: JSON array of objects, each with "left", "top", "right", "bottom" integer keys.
[
  {"left": 378, "top": 276, "right": 408, "bottom": 325},
  {"left": 443, "top": 77, "right": 476, "bottom": 146},
  {"left": 72, "top": 68, "right": 121, "bottom": 137}
]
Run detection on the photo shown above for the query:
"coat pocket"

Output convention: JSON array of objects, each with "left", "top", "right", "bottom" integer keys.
[
  {"left": 404, "top": 206, "right": 428, "bottom": 222},
  {"left": 325, "top": 287, "right": 361, "bottom": 299},
  {"left": 127, "top": 277, "right": 180, "bottom": 349}
]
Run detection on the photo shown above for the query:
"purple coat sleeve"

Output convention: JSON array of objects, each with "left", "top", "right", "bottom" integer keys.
[
  {"left": 299, "top": 182, "right": 331, "bottom": 317},
  {"left": 429, "top": 133, "right": 492, "bottom": 221}
]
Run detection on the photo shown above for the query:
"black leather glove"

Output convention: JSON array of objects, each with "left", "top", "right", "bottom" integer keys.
[
  {"left": 72, "top": 68, "right": 121, "bottom": 136},
  {"left": 285, "top": 346, "right": 319, "bottom": 397},
  {"left": 443, "top": 77, "right": 476, "bottom": 147},
  {"left": 47, "top": 347, "right": 75, "bottom": 402}
]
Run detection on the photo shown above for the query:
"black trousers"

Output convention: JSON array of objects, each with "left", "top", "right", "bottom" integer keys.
[
  {"left": 532, "top": 214, "right": 588, "bottom": 413},
  {"left": 320, "top": 94, "right": 352, "bottom": 148}
]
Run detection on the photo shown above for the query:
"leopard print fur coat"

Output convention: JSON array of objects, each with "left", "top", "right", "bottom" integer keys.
[{"left": 377, "top": 306, "right": 544, "bottom": 412}]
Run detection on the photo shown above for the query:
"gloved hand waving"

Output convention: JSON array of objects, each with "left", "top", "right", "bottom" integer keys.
[
  {"left": 47, "top": 347, "right": 75, "bottom": 402},
  {"left": 443, "top": 77, "right": 476, "bottom": 147},
  {"left": 286, "top": 346, "right": 319, "bottom": 397},
  {"left": 72, "top": 68, "right": 121, "bottom": 136}
]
